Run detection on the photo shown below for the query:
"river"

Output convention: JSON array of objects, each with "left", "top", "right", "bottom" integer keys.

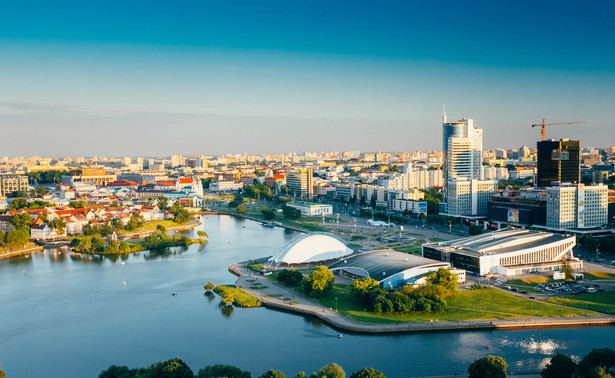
[{"left": 1, "top": 215, "right": 614, "bottom": 378}]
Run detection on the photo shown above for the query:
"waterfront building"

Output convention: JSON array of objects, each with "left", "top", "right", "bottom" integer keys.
[
  {"left": 422, "top": 228, "right": 580, "bottom": 276},
  {"left": 285, "top": 201, "right": 333, "bottom": 216}
]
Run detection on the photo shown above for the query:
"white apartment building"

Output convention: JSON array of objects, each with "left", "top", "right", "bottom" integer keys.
[
  {"left": 447, "top": 178, "right": 497, "bottom": 216},
  {"left": 546, "top": 184, "right": 608, "bottom": 229}
]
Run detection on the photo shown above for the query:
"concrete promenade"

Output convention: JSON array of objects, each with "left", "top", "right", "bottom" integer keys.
[
  {"left": 229, "top": 263, "right": 615, "bottom": 335},
  {"left": 0, "top": 244, "right": 44, "bottom": 259}
]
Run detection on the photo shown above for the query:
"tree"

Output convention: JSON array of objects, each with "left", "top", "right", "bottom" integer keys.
[
  {"left": 426, "top": 268, "right": 458, "bottom": 297},
  {"left": 49, "top": 219, "right": 67, "bottom": 235},
  {"left": 349, "top": 368, "right": 385, "bottom": 378},
  {"left": 157, "top": 196, "right": 169, "bottom": 210},
  {"left": 38, "top": 212, "right": 48, "bottom": 223},
  {"left": 10, "top": 212, "right": 32, "bottom": 229},
  {"left": 98, "top": 364, "right": 143, "bottom": 378},
  {"left": 541, "top": 353, "right": 577, "bottom": 378},
  {"left": 467, "top": 356, "right": 507, "bottom": 378},
  {"left": 197, "top": 230, "right": 208, "bottom": 238},
  {"left": 9, "top": 198, "right": 28, "bottom": 210},
  {"left": 295, "top": 373, "right": 307, "bottom": 378},
  {"left": 69, "top": 200, "right": 87, "bottom": 208},
  {"left": 5, "top": 228, "right": 30, "bottom": 248},
  {"left": 145, "top": 358, "right": 193, "bottom": 378},
  {"left": 258, "top": 370, "right": 285, "bottom": 378},
  {"left": 351, "top": 277, "right": 380, "bottom": 302},
  {"left": 174, "top": 207, "right": 192, "bottom": 224},
  {"left": 0, "top": 362, "right": 5, "bottom": 378},
  {"left": 262, "top": 208, "right": 276, "bottom": 220},
  {"left": 311, "top": 363, "right": 345, "bottom": 378},
  {"left": 36, "top": 185, "right": 47, "bottom": 195},
  {"left": 303, "top": 266, "right": 334, "bottom": 297},
  {"left": 282, "top": 205, "right": 301, "bottom": 220},
  {"left": 577, "top": 348, "right": 615, "bottom": 378},
  {"left": 561, "top": 260, "right": 573, "bottom": 280},
  {"left": 111, "top": 218, "right": 123, "bottom": 231},
  {"left": 277, "top": 269, "right": 304, "bottom": 286},
  {"left": 204, "top": 281, "right": 215, "bottom": 292},
  {"left": 468, "top": 224, "right": 483, "bottom": 235},
  {"left": 223, "top": 293, "right": 235, "bottom": 305},
  {"left": 197, "top": 364, "right": 252, "bottom": 378},
  {"left": 237, "top": 205, "right": 246, "bottom": 213}
]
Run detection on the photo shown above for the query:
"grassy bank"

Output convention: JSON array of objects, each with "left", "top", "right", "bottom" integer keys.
[
  {"left": 214, "top": 285, "right": 262, "bottom": 308},
  {"left": 310, "top": 285, "right": 596, "bottom": 324},
  {"left": 542, "top": 291, "right": 615, "bottom": 315}
]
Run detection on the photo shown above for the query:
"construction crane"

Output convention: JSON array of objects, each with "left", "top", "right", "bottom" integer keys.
[{"left": 531, "top": 118, "right": 585, "bottom": 141}]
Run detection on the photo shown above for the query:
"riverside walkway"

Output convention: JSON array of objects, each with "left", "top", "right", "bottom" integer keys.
[{"left": 229, "top": 263, "right": 615, "bottom": 335}]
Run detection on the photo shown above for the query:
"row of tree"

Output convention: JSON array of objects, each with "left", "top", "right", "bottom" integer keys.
[
  {"left": 275, "top": 267, "right": 334, "bottom": 298},
  {"left": 468, "top": 347, "right": 615, "bottom": 378},
  {"left": 99, "top": 359, "right": 384, "bottom": 378},
  {"left": 351, "top": 268, "right": 458, "bottom": 314}
]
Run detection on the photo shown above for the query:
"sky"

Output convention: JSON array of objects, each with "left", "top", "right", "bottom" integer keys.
[{"left": 1, "top": 0, "right": 614, "bottom": 157}]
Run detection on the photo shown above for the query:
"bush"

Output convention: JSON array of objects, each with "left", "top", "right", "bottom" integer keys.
[
  {"left": 468, "top": 356, "right": 507, "bottom": 378},
  {"left": 277, "top": 269, "right": 304, "bottom": 286}
]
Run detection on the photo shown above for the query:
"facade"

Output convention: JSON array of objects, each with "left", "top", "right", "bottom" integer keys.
[
  {"left": 266, "top": 232, "right": 353, "bottom": 268},
  {"left": 286, "top": 169, "right": 314, "bottom": 199},
  {"left": 62, "top": 169, "right": 117, "bottom": 187},
  {"left": 328, "top": 249, "right": 461, "bottom": 288},
  {"left": 488, "top": 189, "right": 547, "bottom": 227},
  {"left": 0, "top": 173, "right": 28, "bottom": 196},
  {"left": 546, "top": 184, "right": 608, "bottom": 230},
  {"left": 537, "top": 139, "right": 580, "bottom": 187},
  {"left": 423, "top": 228, "right": 580, "bottom": 276},
  {"left": 447, "top": 178, "right": 497, "bottom": 216},
  {"left": 209, "top": 180, "right": 243, "bottom": 192},
  {"left": 285, "top": 201, "right": 333, "bottom": 216}
]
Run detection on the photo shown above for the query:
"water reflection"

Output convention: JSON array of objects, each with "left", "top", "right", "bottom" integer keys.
[
  {"left": 219, "top": 302, "right": 234, "bottom": 318},
  {"left": 6, "top": 254, "right": 32, "bottom": 266},
  {"left": 204, "top": 291, "right": 215, "bottom": 302},
  {"left": 142, "top": 246, "right": 188, "bottom": 260}
]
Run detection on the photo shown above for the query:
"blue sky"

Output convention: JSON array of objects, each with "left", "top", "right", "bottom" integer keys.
[{"left": 1, "top": 1, "right": 614, "bottom": 157}]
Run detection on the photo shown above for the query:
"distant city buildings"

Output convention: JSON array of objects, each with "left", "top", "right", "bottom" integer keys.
[{"left": 0, "top": 173, "right": 28, "bottom": 196}]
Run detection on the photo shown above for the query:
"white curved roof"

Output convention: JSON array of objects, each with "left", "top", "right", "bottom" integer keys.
[{"left": 268, "top": 232, "right": 353, "bottom": 267}]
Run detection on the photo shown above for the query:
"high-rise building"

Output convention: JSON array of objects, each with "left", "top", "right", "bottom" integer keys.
[
  {"left": 447, "top": 178, "right": 497, "bottom": 216},
  {"left": 286, "top": 169, "right": 314, "bottom": 199},
  {"left": 536, "top": 139, "right": 580, "bottom": 187},
  {"left": 546, "top": 184, "right": 607, "bottom": 229}
]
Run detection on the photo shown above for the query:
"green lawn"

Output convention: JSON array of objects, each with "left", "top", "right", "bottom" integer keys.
[
  {"left": 214, "top": 285, "right": 262, "bottom": 308},
  {"left": 582, "top": 271, "right": 615, "bottom": 280},
  {"left": 312, "top": 285, "right": 596, "bottom": 324},
  {"left": 542, "top": 291, "right": 615, "bottom": 315}
]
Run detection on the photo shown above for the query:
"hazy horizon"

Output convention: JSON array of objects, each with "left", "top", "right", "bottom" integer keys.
[{"left": 1, "top": 1, "right": 614, "bottom": 157}]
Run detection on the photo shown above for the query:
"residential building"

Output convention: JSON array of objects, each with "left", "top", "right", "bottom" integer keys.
[
  {"left": 546, "top": 184, "right": 608, "bottom": 230},
  {"left": 447, "top": 178, "right": 497, "bottom": 217},
  {"left": 0, "top": 173, "right": 28, "bottom": 196},
  {"left": 287, "top": 169, "right": 314, "bottom": 199}
]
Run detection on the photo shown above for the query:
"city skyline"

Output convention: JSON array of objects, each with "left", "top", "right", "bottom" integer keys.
[{"left": 1, "top": 1, "right": 614, "bottom": 156}]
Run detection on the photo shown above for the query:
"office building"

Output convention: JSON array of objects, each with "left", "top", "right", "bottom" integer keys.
[
  {"left": 446, "top": 178, "right": 497, "bottom": 216},
  {"left": 546, "top": 184, "right": 608, "bottom": 230},
  {"left": 287, "top": 169, "right": 314, "bottom": 199},
  {"left": 537, "top": 139, "right": 580, "bottom": 187}
]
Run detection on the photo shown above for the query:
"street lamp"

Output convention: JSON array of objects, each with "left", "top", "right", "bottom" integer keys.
[{"left": 335, "top": 297, "right": 338, "bottom": 311}]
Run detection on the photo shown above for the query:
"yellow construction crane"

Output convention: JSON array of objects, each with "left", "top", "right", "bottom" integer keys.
[{"left": 531, "top": 118, "right": 585, "bottom": 141}]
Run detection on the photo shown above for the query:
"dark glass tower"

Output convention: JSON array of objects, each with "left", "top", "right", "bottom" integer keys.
[{"left": 536, "top": 139, "right": 580, "bottom": 187}]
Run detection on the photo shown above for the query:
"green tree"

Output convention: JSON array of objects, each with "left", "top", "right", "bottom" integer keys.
[
  {"left": 69, "top": 200, "right": 88, "bottom": 208},
  {"left": 426, "top": 268, "right": 458, "bottom": 297},
  {"left": 0, "top": 230, "right": 5, "bottom": 245},
  {"left": 9, "top": 198, "right": 28, "bottom": 210},
  {"left": 5, "top": 228, "right": 30, "bottom": 248},
  {"left": 197, "top": 230, "right": 208, "bottom": 238},
  {"left": 262, "top": 207, "right": 276, "bottom": 220},
  {"left": 303, "top": 266, "right": 334, "bottom": 297},
  {"left": 174, "top": 207, "right": 192, "bottom": 224},
  {"left": 49, "top": 219, "right": 67, "bottom": 235},
  {"left": 468, "top": 355, "right": 507, "bottom": 378},
  {"left": 468, "top": 224, "right": 483, "bottom": 235},
  {"left": 0, "top": 362, "right": 5, "bottom": 378},
  {"left": 36, "top": 185, "right": 47, "bottom": 195},
  {"left": 351, "top": 277, "right": 380, "bottom": 303},
  {"left": 7, "top": 190, "right": 28, "bottom": 198},
  {"left": 197, "top": 364, "right": 252, "bottom": 378},
  {"left": 91, "top": 234, "right": 105, "bottom": 252},
  {"left": 204, "top": 281, "right": 216, "bottom": 292},
  {"left": 9, "top": 213, "right": 32, "bottom": 228},
  {"left": 98, "top": 364, "right": 143, "bottom": 378},
  {"left": 157, "top": 196, "right": 169, "bottom": 210},
  {"left": 541, "top": 353, "right": 577, "bottom": 378},
  {"left": 111, "top": 218, "right": 123, "bottom": 231},
  {"left": 311, "top": 363, "right": 345, "bottom": 378},
  {"left": 258, "top": 370, "right": 285, "bottom": 378},
  {"left": 349, "top": 368, "right": 385, "bottom": 378},
  {"left": 295, "top": 373, "right": 307, "bottom": 378},
  {"left": 237, "top": 205, "right": 247, "bottom": 213},
  {"left": 561, "top": 260, "right": 573, "bottom": 280},
  {"left": 282, "top": 205, "right": 301, "bottom": 220},
  {"left": 277, "top": 269, "right": 304, "bottom": 286},
  {"left": 577, "top": 348, "right": 615, "bottom": 378},
  {"left": 143, "top": 358, "right": 193, "bottom": 378}
]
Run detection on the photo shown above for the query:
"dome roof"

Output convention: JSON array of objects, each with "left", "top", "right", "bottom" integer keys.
[{"left": 268, "top": 232, "right": 353, "bottom": 267}]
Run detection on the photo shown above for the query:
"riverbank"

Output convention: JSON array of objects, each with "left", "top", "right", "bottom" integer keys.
[
  {"left": 229, "top": 262, "right": 615, "bottom": 335},
  {"left": 0, "top": 244, "right": 44, "bottom": 259}
]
